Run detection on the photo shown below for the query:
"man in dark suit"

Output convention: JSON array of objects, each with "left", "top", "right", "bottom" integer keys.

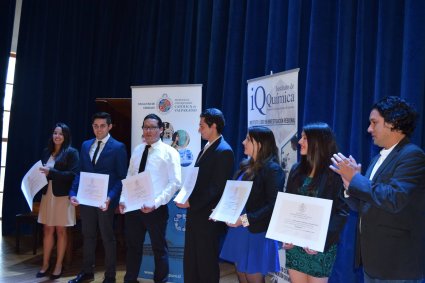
[
  {"left": 176, "top": 108, "right": 234, "bottom": 283},
  {"left": 331, "top": 96, "right": 425, "bottom": 282},
  {"left": 68, "top": 112, "right": 128, "bottom": 283}
]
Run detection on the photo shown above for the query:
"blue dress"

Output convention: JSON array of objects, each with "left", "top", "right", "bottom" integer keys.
[
  {"left": 220, "top": 225, "right": 280, "bottom": 275},
  {"left": 219, "top": 174, "right": 280, "bottom": 275}
]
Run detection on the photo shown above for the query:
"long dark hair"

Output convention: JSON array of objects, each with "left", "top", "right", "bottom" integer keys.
[
  {"left": 297, "top": 122, "right": 338, "bottom": 187},
  {"left": 237, "top": 126, "right": 279, "bottom": 181},
  {"left": 47, "top": 122, "right": 72, "bottom": 161}
]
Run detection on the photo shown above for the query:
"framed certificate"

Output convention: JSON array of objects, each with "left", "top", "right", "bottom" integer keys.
[{"left": 266, "top": 192, "right": 333, "bottom": 252}]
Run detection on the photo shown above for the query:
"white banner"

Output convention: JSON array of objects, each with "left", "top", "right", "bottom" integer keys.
[
  {"left": 131, "top": 84, "right": 202, "bottom": 168},
  {"left": 131, "top": 84, "right": 202, "bottom": 282},
  {"left": 247, "top": 68, "right": 299, "bottom": 283}
]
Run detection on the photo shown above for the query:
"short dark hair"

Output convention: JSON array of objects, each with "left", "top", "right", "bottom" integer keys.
[
  {"left": 92, "top": 112, "right": 112, "bottom": 125},
  {"left": 372, "top": 96, "right": 418, "bottom": 137},
  {"left": 143, "top": 113, "right": 163, "bottom": 129},
  {"left": 200, "top": 108, "right": 225, "bottom": 134}
]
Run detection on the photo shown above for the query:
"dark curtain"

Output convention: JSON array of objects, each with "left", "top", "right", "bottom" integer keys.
[
  {"left": 3, "top": 0, "right": 425, "bottom": 282},
  {"left": 0, "top": 0, "right": 16, "bottom": 163}
]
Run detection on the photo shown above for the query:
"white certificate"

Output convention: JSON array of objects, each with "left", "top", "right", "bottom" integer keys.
[
  {"left": 173, "top": 167, "right": 199, "bottom": 204},
  {"left": 121, "top": 171, "right": 155, "bottom": 213},
  {"left": 76, "top": 172, "right": 109, "bottom": 208},
  {"left": 209, "top": 180, "right": 253, "bottom": 224},
  {"left": 266, "top": 192, "right": 333, "bottom": 252},
  {"left": 21, "top": 160, "right": 48, "bottom": 210}
]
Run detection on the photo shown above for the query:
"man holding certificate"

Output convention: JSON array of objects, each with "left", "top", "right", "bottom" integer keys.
[
  {"left": 119, "top": 114, "right": 181, "bottom": 283},
  {"left": 69, "top": 112, "right": 128, "bottom": 283},
  {"left": 176, "top": 108, "right": 234, "bottom": 283},
  {"left": 331, "top": 97, "right": 425, "bottom": 282}
]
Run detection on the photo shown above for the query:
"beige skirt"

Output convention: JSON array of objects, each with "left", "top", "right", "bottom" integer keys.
[{"left": 38, "top": 180, "right": 75, "bottom": 227}]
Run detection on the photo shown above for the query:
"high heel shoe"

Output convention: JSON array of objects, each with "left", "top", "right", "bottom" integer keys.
[
  {"left": 36, "top": 265, "right": 50, "bottom": 278},
  {"left": 50, "top": 266, "right": 64, "bottom": 280},
  {"left": 50, "top": 270, "right": 62, "bottom": 280}
]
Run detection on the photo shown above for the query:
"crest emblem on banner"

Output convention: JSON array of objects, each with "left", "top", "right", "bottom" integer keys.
[{"left": 157, "top": 93, "right": 173, "bottom": 113}]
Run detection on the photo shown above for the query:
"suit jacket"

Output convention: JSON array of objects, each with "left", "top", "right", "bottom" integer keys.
[
  {"left": 347, "top": 137, "right": 425, "bottom": 280},
  {"left": 188, "top": 136, "right": 234, "bottom": 219},
  {"left": 286, "top": 163, "right": 349, "bottom": 251},
  {"left": 69, "top": 136, "right": 128, "bottom": 208},
  {"left": 41, "top": 147, "right": 79, "bottom": 197},
  {"left": 239, "top": 158, "right": 285, "bottom": 233}
]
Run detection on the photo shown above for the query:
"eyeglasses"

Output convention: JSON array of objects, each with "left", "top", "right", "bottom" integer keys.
[{"left": 142, "top": 126, "right": 159, "bottom": 132}]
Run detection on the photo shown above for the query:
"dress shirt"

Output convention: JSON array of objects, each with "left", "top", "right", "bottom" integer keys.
[
  {"left": 89, "top": 134, "right": 111, "bottom": 164},
  {"left": 198, "top": 135, "right": 221, "bottom": 161},
  {"left": 120, "top": 139, "right": 182, "bottom": 208},
  {"left": 369, "top": 143, "right": 397, "bottom": 180},
  {"left": 344, "top": 142, "right": 398, "bottom": 198}
]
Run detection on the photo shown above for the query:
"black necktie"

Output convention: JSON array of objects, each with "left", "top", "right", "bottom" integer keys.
[
  {"left": 92, "top": 140, "right": 102, "bottom": 166},
  {"left": 138, "top": 145, "right": 151, "bottom": 173}
]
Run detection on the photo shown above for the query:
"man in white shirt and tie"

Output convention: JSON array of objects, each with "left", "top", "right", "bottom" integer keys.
[
  {"left": 330, "top": 96, "right": 425, "bottom": 282},
  {"left": 119, "top": 113, "right": 181, "bottom": 283}
]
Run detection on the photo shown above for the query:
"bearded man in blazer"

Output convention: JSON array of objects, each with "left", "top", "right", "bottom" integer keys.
[
  {"left": 176, "top": 108, "right": 234, "bottom": 283},
  {"left": 331, "top": 96, "right": 425, "bottom": 282}
]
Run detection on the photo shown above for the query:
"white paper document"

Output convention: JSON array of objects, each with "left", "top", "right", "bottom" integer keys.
[
  {"left": 266, "top": 192, "right": 333, "bottom": 252},
  {"left": 76, "top": 172, "right": 109, "bottom": 208},
  {"left": 21, "top": 160, "right": 48, "bottom": 210},
  {"left": 121, "top": 171, "right": 155, "bottom": 213},
  {"left": 209, "top": 180, "right": 253, "bottom": 224},
  {"left": 173, "top": 167, "right": 199, "bottom": 204}
]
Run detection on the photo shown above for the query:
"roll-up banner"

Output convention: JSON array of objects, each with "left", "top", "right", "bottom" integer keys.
[
  {"left": 131, "top": 84, "right": 202, "bottom": 282},
  {"left": 247, "top": 68, "right": 299, "bottom": 283}
]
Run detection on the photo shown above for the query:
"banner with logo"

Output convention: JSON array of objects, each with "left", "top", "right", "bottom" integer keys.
[
  {"left": 131, "top": 84, "right": 202, "bottom": 282},
  {"left": 247, "top": 68, "right": 299, "bottom": 283}
]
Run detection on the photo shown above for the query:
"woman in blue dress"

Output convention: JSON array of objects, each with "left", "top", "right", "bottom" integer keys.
[
  {"left": 284, "top": 122, "right": 348, "bottom": 283},
  {"left": 220, "top": 126, "right": 285, "bottom": 283}
]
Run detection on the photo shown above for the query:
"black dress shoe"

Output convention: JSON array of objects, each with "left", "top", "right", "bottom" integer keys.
[
  {"left": 102, "top": 277, "right": 116, "bottom": 283},
  {"left": 68, "top": 272, "right": 94, "bottom": 283},
  {"left": 36, "top": 266, "right": 50, "bottom": 278}
]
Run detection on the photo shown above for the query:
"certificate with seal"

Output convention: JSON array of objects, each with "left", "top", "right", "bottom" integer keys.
[
  {"left": 21, "top": 160, "right": 48, "bottom": 210},
  {"left": 266, "top": 192, "right": 332, "bottom": 252},
  {"left": 76, "top": 172, "right": 109, "bottom": 208},
  {"left": 121, "top": 171, "right": 155, "bottom": 213},
  {"left": 209, "top": 180, "right": 253, "bottom": 224}
]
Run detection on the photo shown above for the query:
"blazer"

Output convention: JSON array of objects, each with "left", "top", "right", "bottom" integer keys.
[
  {"left": 241, "top": 158, "right": 285, "bottom": 233},
  {"left": 41, "top": 147, "right": 79, "bottom": 197},
  {"left": 69, "top": 136, "right": 128, "bottom": 208},
  {"left": 347, "top": 137, "right": 425, "bottom": 280},
  {"left": 286, "top": 163, "right": 349, "bottom": 251},
  {"left": 188, "top": 136, "right": 234, "bottom": 217}
]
